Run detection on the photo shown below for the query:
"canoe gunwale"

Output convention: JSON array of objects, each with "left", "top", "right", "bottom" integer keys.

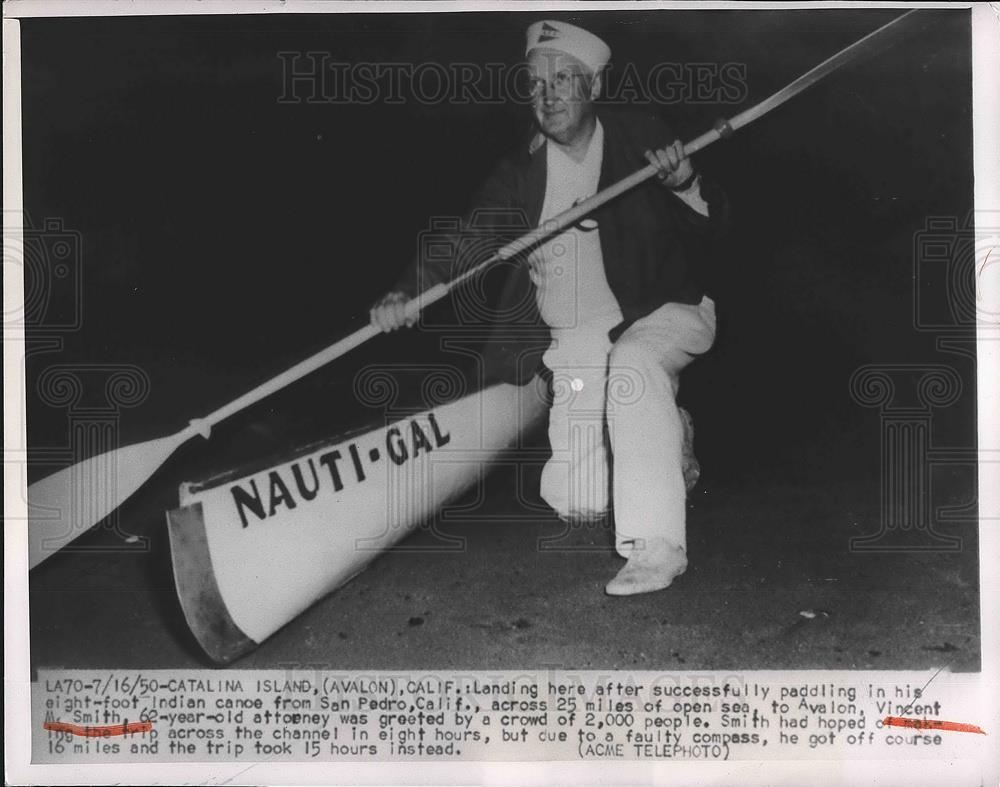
[
  {"left": 181, "top": 416, "right": 386, "bottom": 498},
  {"left": 181, "top": 381, "right": 550, "bottom": 498}
]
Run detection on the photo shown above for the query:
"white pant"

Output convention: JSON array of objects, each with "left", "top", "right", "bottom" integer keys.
[{"left": 540, "top": 296, "right": 717, "bottom": 557}]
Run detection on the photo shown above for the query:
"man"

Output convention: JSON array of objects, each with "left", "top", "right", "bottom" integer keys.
[{"left": 371, "top": 20, "right": 729, "bottom": 595}]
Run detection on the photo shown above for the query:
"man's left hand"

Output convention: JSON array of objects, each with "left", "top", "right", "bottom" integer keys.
[{"left": 645, "top": 139, "right": 695, "bottom": 189}]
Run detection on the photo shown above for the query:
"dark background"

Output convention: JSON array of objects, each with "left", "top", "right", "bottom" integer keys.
[
  {"left": 21, "top": 9, "right": 975, "bottom": 487},
  {"left": 21, "top": 10, "right": 980, "bottom": 671}
]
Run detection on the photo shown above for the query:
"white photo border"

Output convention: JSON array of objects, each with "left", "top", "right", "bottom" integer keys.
[{"left": 4, "top": 1, "right": 998, "bottom": 784}]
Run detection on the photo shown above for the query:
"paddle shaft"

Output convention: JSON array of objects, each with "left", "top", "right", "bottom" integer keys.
[
  {"left": 24, "top": 10, "right": 923, "bottom": 571},
  {"left": 192, "top": 10, "right": 919, "bottom": 435}
]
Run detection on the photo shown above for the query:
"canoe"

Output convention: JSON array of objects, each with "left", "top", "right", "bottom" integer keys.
[{"left": 166, "top": 378, "right": 548, "bottom": 664}]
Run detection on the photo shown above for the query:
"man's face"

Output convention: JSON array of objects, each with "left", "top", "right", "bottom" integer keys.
[{"left": 526, "top": 49, "right": 598, "bottom": 145}]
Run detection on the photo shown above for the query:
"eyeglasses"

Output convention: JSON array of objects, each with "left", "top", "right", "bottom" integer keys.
[{"left": 527, "top": 69, "right": 589, "bottom": 97}]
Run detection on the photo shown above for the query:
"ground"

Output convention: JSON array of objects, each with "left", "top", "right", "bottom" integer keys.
[{"left": 28, "top": 432, "right": 980, "bottom": 673}]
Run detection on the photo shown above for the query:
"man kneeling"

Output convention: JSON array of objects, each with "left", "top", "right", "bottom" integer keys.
[{"left": 371, "top": 20, "right": 729, "bottom": 595}]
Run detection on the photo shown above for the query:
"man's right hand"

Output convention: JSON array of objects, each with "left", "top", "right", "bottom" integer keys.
[{"left": 369, "top": 291, "right": 417, "bottom": 332}]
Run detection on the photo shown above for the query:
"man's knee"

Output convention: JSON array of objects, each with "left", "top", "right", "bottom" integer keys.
[
  {"left": 539, "top": 458, "right": 610, "bottom": 522},
  {"left": 608, "top": 338, "right": 676, "bottom": 403}
]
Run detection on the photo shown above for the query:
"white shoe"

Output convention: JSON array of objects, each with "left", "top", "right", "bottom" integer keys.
[{"left": 605, "top": 538, "right": 688, "bottom": 596}]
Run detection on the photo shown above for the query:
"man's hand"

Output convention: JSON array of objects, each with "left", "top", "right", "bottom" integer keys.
[
  {"left": 370, "top": 291, "right": 417, "bottom": 332},
  {"left": 645, "top": 139, "right": 696, "bottom": 190}
]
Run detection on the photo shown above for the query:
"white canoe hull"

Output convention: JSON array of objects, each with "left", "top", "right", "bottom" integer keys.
[{"left": 166, "top": 379, "right": 548, "bottom": 663}]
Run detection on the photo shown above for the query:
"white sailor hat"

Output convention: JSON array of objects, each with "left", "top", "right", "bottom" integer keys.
[{"left": 525, "top": 20, "right": 611, "bottom": 75}]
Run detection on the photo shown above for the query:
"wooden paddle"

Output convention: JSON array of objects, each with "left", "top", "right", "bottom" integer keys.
[{"left": 25, "top": 10, "right": 919, "bottom": 569}]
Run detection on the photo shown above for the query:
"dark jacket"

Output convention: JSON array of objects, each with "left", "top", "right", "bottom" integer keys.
[{"left": 394, "top": 108, "right": 731, "bottom": 385}]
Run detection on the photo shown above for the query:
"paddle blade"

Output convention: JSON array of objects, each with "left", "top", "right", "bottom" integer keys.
[{"left": 27, "top": 430, "right": 190, "bottom": 569}]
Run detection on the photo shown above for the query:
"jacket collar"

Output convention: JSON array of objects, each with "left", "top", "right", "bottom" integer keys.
[{"left": 528, "top": 130, "right": 546, "bottom": 157}]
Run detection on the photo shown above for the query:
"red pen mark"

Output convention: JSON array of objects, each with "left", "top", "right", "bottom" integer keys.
[
  {"left": 883, "top": 716, "right": 986, "bottom": 735},
  {"left": 43, "top": 720, "right": 153, "bottom": 737}
]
